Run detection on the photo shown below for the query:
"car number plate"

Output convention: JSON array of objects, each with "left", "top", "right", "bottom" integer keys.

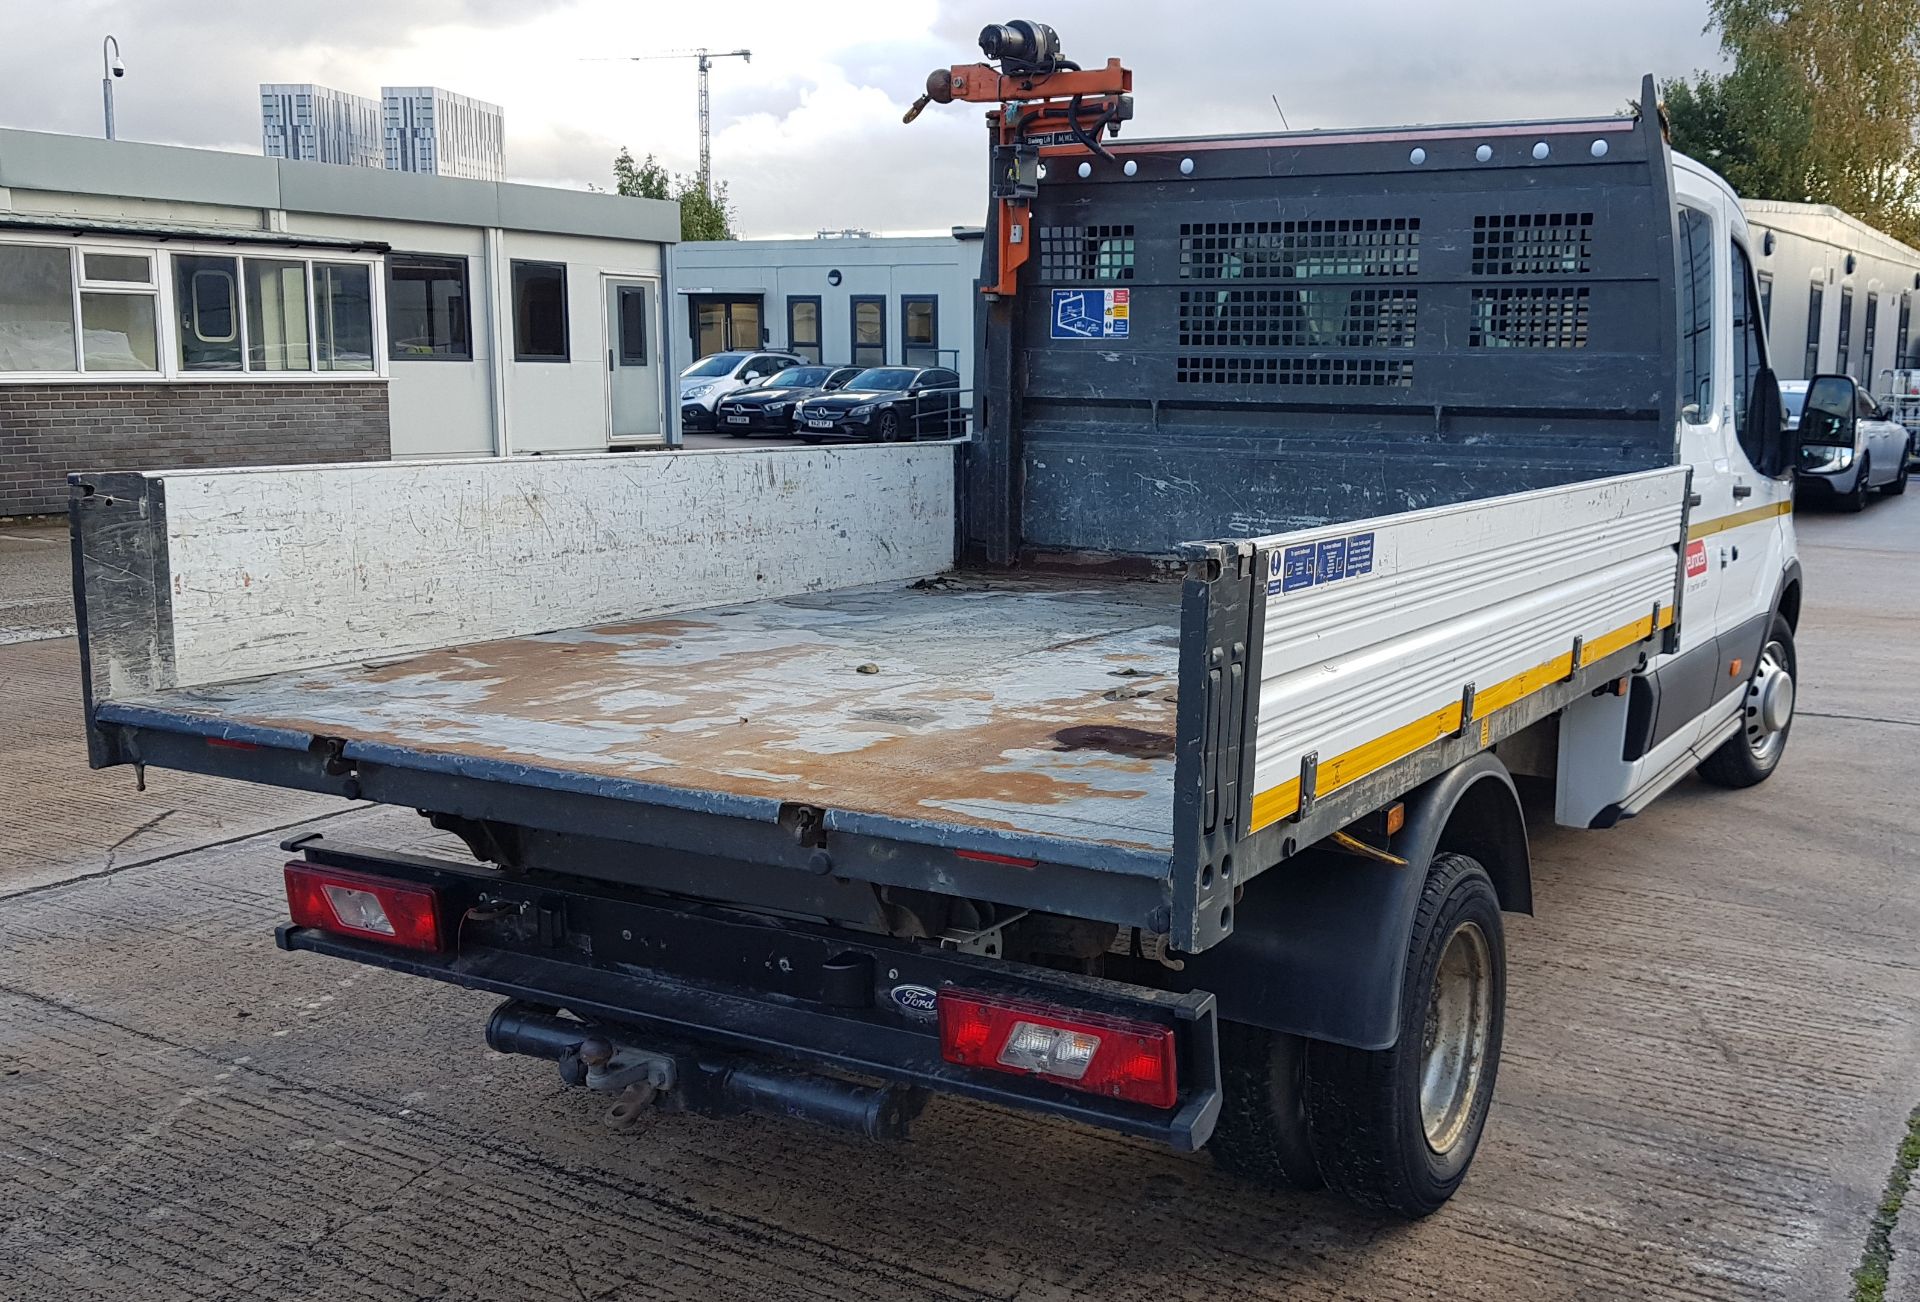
[
  {"left": 807, "top": 419, "right": 834, "bottom": 429},
  {"left": 726, "top": 415, "right": 749, "bottom": 424}
]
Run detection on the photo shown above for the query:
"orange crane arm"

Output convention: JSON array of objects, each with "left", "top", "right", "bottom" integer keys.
[{"left": 905, "top": 54, "right": 1133, "bottom": 296}]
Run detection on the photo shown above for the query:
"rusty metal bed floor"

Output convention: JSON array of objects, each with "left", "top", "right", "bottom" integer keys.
[{"left": 123, "top": 573, "right": 1185, "bottom": 858}]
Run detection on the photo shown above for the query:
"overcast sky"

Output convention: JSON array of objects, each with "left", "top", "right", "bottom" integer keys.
[{"left": 0, "top": 1, "right": 1727, "bottom": 237}]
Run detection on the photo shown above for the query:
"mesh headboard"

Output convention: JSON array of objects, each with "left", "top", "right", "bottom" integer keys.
[{"left": 966, "top": 95, "right": 1680, "bottom": 561}]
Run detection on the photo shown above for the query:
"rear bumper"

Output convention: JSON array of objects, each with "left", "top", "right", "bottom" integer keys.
[{"left": 277, "top": 837, "right": 1222, "bottom": 1150}]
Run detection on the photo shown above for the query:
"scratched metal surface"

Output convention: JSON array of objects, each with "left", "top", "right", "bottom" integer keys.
[{"left": 130, "top": 574, "right": 1184, "bottom": 854}]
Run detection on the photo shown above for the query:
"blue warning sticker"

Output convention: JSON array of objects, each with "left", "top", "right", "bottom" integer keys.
[
  {"left": 1277, "top": 543, "right": 1316, "bottom": 594},
  {"left": 1346, "top": 531, "right": 1375, "bottom": 575},
  {"left": 1049, "top": 288, "right": 1131, "bottom": 340},
  {"left": 1315, "top": 537, "right": 1348, "bottom": 584},
  {"left": 1268, "top": 530, "right": 1378, "bottom": 596}
]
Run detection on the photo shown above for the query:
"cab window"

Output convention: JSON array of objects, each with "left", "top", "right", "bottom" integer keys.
[
  {"left": 1730, "top": 240, "right": 1769, "bottom": 467},
  {"left": 1677, "top": 207, "right": 1715, "bottom": 422}
]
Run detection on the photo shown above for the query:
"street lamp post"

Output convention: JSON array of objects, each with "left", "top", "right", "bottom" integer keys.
[{"left": 101, "top": 35, "right": 124, "bottom": 140}]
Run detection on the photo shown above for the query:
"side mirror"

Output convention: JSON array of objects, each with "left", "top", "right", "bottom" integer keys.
[
  {"left": 1748, "top": 367, "right": 1789, "bottom": 477},
  {"left": 1801, "top": 373, "right": 1859, "bottom": 449}
]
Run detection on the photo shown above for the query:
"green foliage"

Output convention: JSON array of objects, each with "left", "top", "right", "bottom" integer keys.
[
  {"left": 1852, "top": 1104, "right": 1920, "bottom": 1302},
  {"left": 613, "top": 146, "right": 671, "bottom": 201},
  {"left": 1660, "top": 0, "right": 1920, "bottom": 245},
  {"left": 612, "top": 147, "right": 738, "bottom": 242},
  {"left": 678, "top": 180, "right": 738, "bottom": 242}
]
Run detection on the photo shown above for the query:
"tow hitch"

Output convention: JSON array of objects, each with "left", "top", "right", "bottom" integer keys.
[{"left": 486, "top": 1001, "right": 926, "bottom": 1141}]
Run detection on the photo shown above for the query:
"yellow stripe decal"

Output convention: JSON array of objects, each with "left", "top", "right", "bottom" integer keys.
[
  {"left": 1687, "top": 498, "right": 1791, "bottom": 541},
  {"left": 1248, "top": 605, "right": 1674, "bottom": 832}
]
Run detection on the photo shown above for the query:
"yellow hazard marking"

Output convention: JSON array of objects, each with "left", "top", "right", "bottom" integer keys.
[
  {"left": 1248, "top": 604, "right": 1674, "bottom": 832},
  {"left": 1686, "top": 498, "right": 1791, "bottom": 541}
]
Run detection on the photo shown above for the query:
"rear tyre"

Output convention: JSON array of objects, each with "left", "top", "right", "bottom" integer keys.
[
  {"left": 1883, "top": 457, "right": 1908, "bottom": 495},
  {"left": 1210, "top": 1023, "right": 1324, "bottom": 1191},
  {"left": 1302, "top": 853, "right": 1505, "bottom": 1219},
  {"left": 1698, "top": 614, "right": 1796, "bottom": 788},
  {"left": 1843, "top": 456, "right": 1871, "bottom": 512}
]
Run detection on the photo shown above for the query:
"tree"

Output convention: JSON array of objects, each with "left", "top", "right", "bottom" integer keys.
[
  {"left": 613, "top": 146, "right": 738, "bottom": 242},
  {"left": 613, "top": 147, "right": 671, "bottom": 201},
  {"left": 1660, "top": 0, "right": 1920, "bottom": 244}
]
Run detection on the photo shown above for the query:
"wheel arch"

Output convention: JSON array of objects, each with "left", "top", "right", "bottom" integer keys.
[
  {"left": 1775, "top": 561, "right": 1803, "bottom": 631},
  {"left": 1167, "top": 752, "right": 1529, "bottom": 1051}
]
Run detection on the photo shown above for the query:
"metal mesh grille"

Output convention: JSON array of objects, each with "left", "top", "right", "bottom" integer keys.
[
  {"left": 1178, "top": 219, "right": 1420, "bottom": 280},
  {"left": 1471, "top": 213, "right": 1594, "bottom": 275},
  {"left": 1470, "top": 287, "right": 1591, "bottom": 348},
  {"left": 1177, "top": 288, "right": 1419, "bottom": 348},
  {"left": 1038, "top": 225, "right": 1135, "bottom": 281},
  {"left": 1175, "top": 356, "right": 1415, "bottom": 386}
]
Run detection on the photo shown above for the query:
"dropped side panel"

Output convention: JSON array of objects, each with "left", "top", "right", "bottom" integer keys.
[{"left": 115, "top": 446, "right": 956, "bottom": 692}]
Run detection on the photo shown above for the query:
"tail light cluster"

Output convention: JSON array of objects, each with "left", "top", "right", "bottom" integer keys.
[
  {"left": 284, "top": 862, "right": 446, "bottom": 952},
  {"left": 936, "top": 989, "right": 1178, "bottom": 1108}
]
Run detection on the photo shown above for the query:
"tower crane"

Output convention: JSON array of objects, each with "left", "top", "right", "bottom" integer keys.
[{"left": 606, "top": 47, "right": 752, "bottom": 194}]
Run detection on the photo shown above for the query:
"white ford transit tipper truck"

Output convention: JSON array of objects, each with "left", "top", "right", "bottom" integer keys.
[{"left": 68, "top": 40, "right": 1820, "bottom": 1217}]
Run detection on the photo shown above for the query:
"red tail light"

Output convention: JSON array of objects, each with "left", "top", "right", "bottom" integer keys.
[
  {"left": 284, "top": 862, "right": 446, "bottom": 952},
  {"left": 936, "top": 989, "right": 1178, "bottom": 1109}
]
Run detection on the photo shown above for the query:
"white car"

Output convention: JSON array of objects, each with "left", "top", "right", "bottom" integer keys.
[
  {"left": 679, "top": 351, "right": 804, "bottom": 432},
  {"left": 1789, "top": 376, "right": 1911, "bottom": 510}
]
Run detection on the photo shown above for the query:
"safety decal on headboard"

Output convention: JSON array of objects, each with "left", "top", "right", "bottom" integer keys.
[{"left": 1049, "top": 288, "right": 1130, "bottom": 340}]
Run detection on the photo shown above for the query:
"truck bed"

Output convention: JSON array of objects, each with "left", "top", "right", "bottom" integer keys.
[
  {"left": 72, "top": 446, "right": 1690, "bottom": 948},
  {"left": 111, "top": 574, "right": 1183, "bottom": 856}
]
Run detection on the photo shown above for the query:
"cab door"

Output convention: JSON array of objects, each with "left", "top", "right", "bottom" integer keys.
[
  {"left": 1654, "top": 200, "right": 1733, "bottom": 755},
  {"left": 1703, "top": 224, "right": 1794, "bottom": 725}
]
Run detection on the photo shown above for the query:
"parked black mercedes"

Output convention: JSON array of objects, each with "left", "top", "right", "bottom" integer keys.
[
  {"left": 714, "top": 366, "right": 864, "bottom": 436},
  {"left": 792, "top": 367, "right": 964, "bottom": 442}
]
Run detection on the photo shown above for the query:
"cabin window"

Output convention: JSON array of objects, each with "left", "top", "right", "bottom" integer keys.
[{"left": 1676, "top": 207, "right": 1714, "bottom": 421}]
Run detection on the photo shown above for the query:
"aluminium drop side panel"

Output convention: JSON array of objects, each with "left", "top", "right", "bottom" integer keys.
[
  {"left": 68, "top": 471, "right": 176, "bottom": 767},
  {"left": 68, "top": 447, "right": 958, "bottom": 694},
  {"left": 984, "top": 86, "right": 1680, "bottom": 562},
  {"left": 1166, "top": 466, "right": 1690, "bottom": 949}
]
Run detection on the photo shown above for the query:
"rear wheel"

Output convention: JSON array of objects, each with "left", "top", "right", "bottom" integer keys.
[
  {"left": 1301, "top": 853, "right": 1505, "bottom": 1218},
  {"left": 1210, "top": 1024, "right": 1324, "bottom": 1191},
  {"left": 1698, "top": 614, "right": 1796, "bottom": 788}
]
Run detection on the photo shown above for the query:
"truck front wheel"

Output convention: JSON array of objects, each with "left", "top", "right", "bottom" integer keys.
[
  {"left": 1302, "top": 853, "right": 1506, "bottom": 1218},
  {"left": 1697, "top": 614, "right": 1796, "bottom": 788}
]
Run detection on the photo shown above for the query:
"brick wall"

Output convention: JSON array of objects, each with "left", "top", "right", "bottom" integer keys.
[{"left": 0, "top": 382, "right": 391, "bottom": 517}]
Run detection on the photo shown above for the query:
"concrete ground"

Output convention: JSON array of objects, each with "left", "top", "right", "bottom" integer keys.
[
  {"left": 0, "top": 516, "right": 72, "bottom": 644},
  {"left": 2, "top": 498, "right": 1917, "bottom": 1301}
]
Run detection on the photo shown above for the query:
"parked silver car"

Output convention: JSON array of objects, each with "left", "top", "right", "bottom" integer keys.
[{"left": 1789, "top": 376, "right": 1911, "bottom": 511}]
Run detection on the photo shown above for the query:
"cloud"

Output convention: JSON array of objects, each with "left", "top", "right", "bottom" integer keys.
[{"left": 0, "top": 0, "right": 1727, "bottom": 235}]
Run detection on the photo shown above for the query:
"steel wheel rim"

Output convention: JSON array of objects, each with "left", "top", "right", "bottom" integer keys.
[
  {"left": 1419, "top": 920, "right": 1493, "bottom": 1155},
  {"left": 1745, "top": 638, "right": 1793, "bottom": 764}
]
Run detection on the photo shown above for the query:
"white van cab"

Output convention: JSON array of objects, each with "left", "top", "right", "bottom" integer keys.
[{"left": 1556, "top": 156, "right": 1802, "bottom": 824}]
